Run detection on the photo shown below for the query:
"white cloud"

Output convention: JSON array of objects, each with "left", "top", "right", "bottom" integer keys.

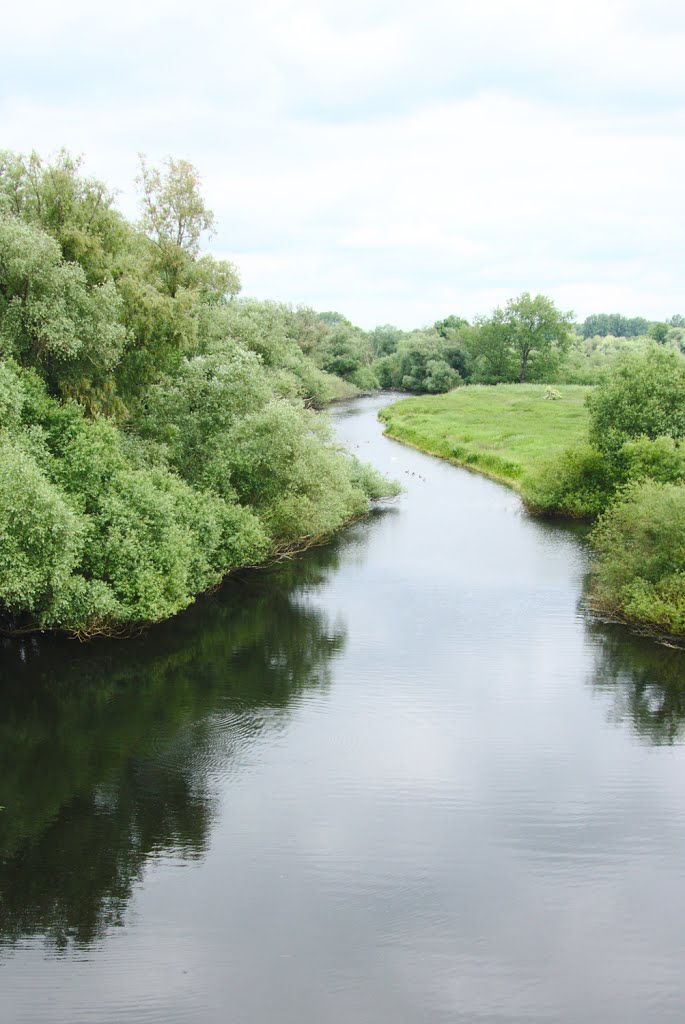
[{"left": 2, "top": 0, "right": 685, "bottom": 326}]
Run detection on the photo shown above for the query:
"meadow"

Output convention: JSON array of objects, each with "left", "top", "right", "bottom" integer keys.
[{"left": 379, "top": 384, "right": 592, "bottom": 493}]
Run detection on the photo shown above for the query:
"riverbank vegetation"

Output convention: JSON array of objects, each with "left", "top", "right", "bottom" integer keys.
[
  {"left": 379, "top": 385, "right": 591, "bottom": 490},
  {"left": 2, "top": 147, "right": 683, "bottom": 642},
  {"left": 382, "top": 348, "right": 685, "bottom": 643},
  {"left": 0, "top": 151, "right": 397, "bottom": 637}
]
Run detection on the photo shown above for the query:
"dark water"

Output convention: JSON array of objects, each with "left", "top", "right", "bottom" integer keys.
[{"left": 2, "top": 394, "right": 685, "bottom": 1024}]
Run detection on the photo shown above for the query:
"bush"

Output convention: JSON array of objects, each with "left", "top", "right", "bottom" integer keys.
[
  {"left": 0, "top": 443, "right": 86, "bottom": 621},
  {"left": 587, "top": 347, "right": 685, "bottom": 457},
  {"left": 523, "top": 442, "right": 616, "bottom": 519},
  {"left": 591, "top": 480, "right": 685, "bottom": 637},
  {"left": 619, "top": 435, "right": 685, "bottom": 486},
  {"left": 0, "top": 152, "right": 400, "bottom": 635}
]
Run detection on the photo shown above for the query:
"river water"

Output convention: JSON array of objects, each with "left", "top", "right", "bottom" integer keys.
[{"left": 2, "top": 394, "right": 685, "bottom": 1023}]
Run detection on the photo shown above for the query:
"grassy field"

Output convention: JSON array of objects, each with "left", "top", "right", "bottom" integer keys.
[{"left": 379, "top": 384, "right": 591, "bottom": 493}]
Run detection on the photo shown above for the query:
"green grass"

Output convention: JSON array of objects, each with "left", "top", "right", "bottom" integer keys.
[{"left": 379, "top": 384, "right": 591, "bottom": 493}]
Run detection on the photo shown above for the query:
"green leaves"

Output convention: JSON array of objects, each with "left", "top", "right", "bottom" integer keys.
[
  {"left": 0, "top": 216, "right": 127, "bottom": 407},
  {"left": 587, "top": 347, "right": 685, "bottom": 456},
  {"left": 471, "top": 292, "right": 573, "bottom": 384},
  {"left": 0, "top": 442, "right": 86, "bottom": 618},
  {"left": 591, "top": 481, "right": 685, "bottom": 637},
  {"left": 0, "top": 152, "right": 398, "bottom": 636},
  {"left": 136, "top": 156, "right": 217, "bottom": 298}
]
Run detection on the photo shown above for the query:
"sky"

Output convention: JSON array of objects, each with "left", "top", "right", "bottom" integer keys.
[{"left": 2, "top": 0, "right": 685, "bottom": 329}]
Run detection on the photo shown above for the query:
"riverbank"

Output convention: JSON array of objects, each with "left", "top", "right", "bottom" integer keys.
[
  {"left": 380, "top": 384, "right": 685, "bottom": 647},
  {"left": 378, "top": 384, "right": 591, "bottom": 498}
]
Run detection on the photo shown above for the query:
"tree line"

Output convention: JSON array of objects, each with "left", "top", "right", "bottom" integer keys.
[
  {"left": 1, "top": 147, "right": 683, "bottom": 639},
  {"left": 287, "top": 297, "right": 684, "bottom": 396},
  {"left": 0, "top": 150, "right": 397, "bottom": 636}
]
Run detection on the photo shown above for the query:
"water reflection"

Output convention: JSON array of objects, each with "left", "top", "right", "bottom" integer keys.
[
  {"left": 588, "top": 622, "right": 685, "bottom": 745},
  {"left": 0, "top": 540, "right": 354, "bottom": 952}
]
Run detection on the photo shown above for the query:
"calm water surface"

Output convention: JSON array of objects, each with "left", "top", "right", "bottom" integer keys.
[{"left": 2, "top": 394, "right": 685, "bottom": 1023}]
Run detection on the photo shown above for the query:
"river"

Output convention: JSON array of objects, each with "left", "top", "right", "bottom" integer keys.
[{"left": 2, "top": 393, "right": 685, "bottom": 1023}]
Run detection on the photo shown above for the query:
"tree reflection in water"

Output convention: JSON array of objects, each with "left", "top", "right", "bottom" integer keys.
[
  {"left": 588, "top": 621, "right": 685, "bottom": 746},
  {"left": 0, "top": 539, "right": 351, "bottom": 952}
]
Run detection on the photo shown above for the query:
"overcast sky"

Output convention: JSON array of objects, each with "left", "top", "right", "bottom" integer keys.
[{"left": 2, "top": 0, "right": 685, "bottom": 328}]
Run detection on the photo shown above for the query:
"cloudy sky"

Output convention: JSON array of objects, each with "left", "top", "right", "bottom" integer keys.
[{"left": 2, "top": 0, "right": 685, "bottom": 328}]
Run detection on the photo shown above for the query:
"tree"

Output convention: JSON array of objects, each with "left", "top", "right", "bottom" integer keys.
[
  {"left": 472, "top": 293, "right": 573, "bottom": 383},
  {"left": 434, "top": 314, "right": 469, "bottom": 338},
  {"left": 502, "top": 293, "right": 573, "bottom": 382},
  {"left": 581, "top": 313, "right": 650, "bottom": 339},
  {"left": 649, "top": 321, "right": 670, "bottom": 343},
  {"left": 0, "top": 149, "right": 129, "bottom": 285},
  {"left": 137, "top": 156, "right": 217, "bottom": 298},
  {"left": 468, "top": 315, "right": 516, "bottom": 382},
  {"left": 587, "top": 347, "right": 685, "bottom": 456},
  {"left": 369, "top": 324, "right": 401, "bottom": 358},
  {"left": 0, "top": 215, "right": 126, "bottom": 407}
]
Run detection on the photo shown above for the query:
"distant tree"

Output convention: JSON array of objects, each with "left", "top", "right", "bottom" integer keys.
[
  {"left": 581, "top": 313, "right": 649, "bottom": 339},
  {"left": 441, "top": 341, "right": 472, "bottom": 381},
  {"left": 318, "top": 320, "right": 373, "bottom": 384},
  {"left": 628, "top": 316, "right": 650, "bottom": 336},
  {"left": 469, "top": 315, "right": 516, "bottom": 383},
  {"left": 318, "top": 311, "right": 353, "bottom": 329},
  {"left": 422, "top": 358, "right": 460, "bottom": 393},
  {"left": 290, "top": 306, "right": 332, "bottom": 356},
  {"left": 369, "top": 324, "right": 401, "bottom": 358},
  {"left": 649, "top": 321, "right": 670, "bottom": 343},
  {"left": 434, "top": 314, "right": 469, "bottom": 339},
  {"left": 472, "top": 293, "right": 572, "bottom": 383}
]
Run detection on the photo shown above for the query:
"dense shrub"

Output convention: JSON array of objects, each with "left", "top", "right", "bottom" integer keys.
[
  {"left": 523, "top": 442, "right": 616, "bottom": 519},
  {"left": 0, "top": 152, "right": 398, "bottom": 635},
  {"left": 587, "top": 347, "right": 685, "bottom": 456},
  {"left": 0, "top": 442, "right": 86, "bottom": 619},
  {"left": 591, "top": 481, "right": 685, "bottom": 637}
]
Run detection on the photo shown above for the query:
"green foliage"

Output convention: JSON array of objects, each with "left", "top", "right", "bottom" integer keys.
[
  {"left": 136, "top": 156, "right": 237, "bottom": 300},
  {"left": 650, "top": 321, "right": 670, "bottom": 343},
  {"left": 373, "top": 331, "right": 466, "bottom": 393},
  {"left": 0, "top": 151, "right": 397, "bottom": 636},
  {"left": 434, "top": 314, "right": 469, "bottom": 338},
  {"left": 591, "top": 481, "right": 685, "bottom": 637},
  {"left": 557, "top": 332, "right": 662, "bottom": 385},
  {"left": 208, "top": 300, "right": 359, "bottom": 408},
  {"left": 0, "top": 441, "right": 84, "bottom": 613},
  {"left": 369, "top": 323, "right": 402, "bottom": 357},
  {"left": 470, "top": 292, "right": 573, "bottom": 384},
  {"left": 468, "top": 317, "right": 516, "bottom": 383},
  {"left": 526, "top": 433, "right": 685, "bottom": 522},
  {"left": 0, "top": 338, "right": 392, "bottom": 634},
  {"left": 524, "top": 442, "right": 617, "bottom": 519},
  {"left": 218, "top": 401, "right": 384, "bottom": 546},
  {"left": 581, "top": 313, "right": 650, "bottom": 339},
  {"left": 587, "top": 347, "right": 685, "bottom": 457},
  {"left": 0, "top": 149, "right": 129, "bottom": 285},
  {"left": 318, "top": 320, "right": 376, "bottom": 387},
  {"left": 0, "top": 216, "right": 127, "bottom": 408},
  {"left": 82, "top": 467, "right": 264, "bottom": 622},
  {"left": 619, "top": 435, "right": 685, "bottom": 486}
]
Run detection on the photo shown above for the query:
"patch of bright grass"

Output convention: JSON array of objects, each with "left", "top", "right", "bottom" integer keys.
[{"left": 379, "top": 384, "right": 591, "bottom": 494}]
